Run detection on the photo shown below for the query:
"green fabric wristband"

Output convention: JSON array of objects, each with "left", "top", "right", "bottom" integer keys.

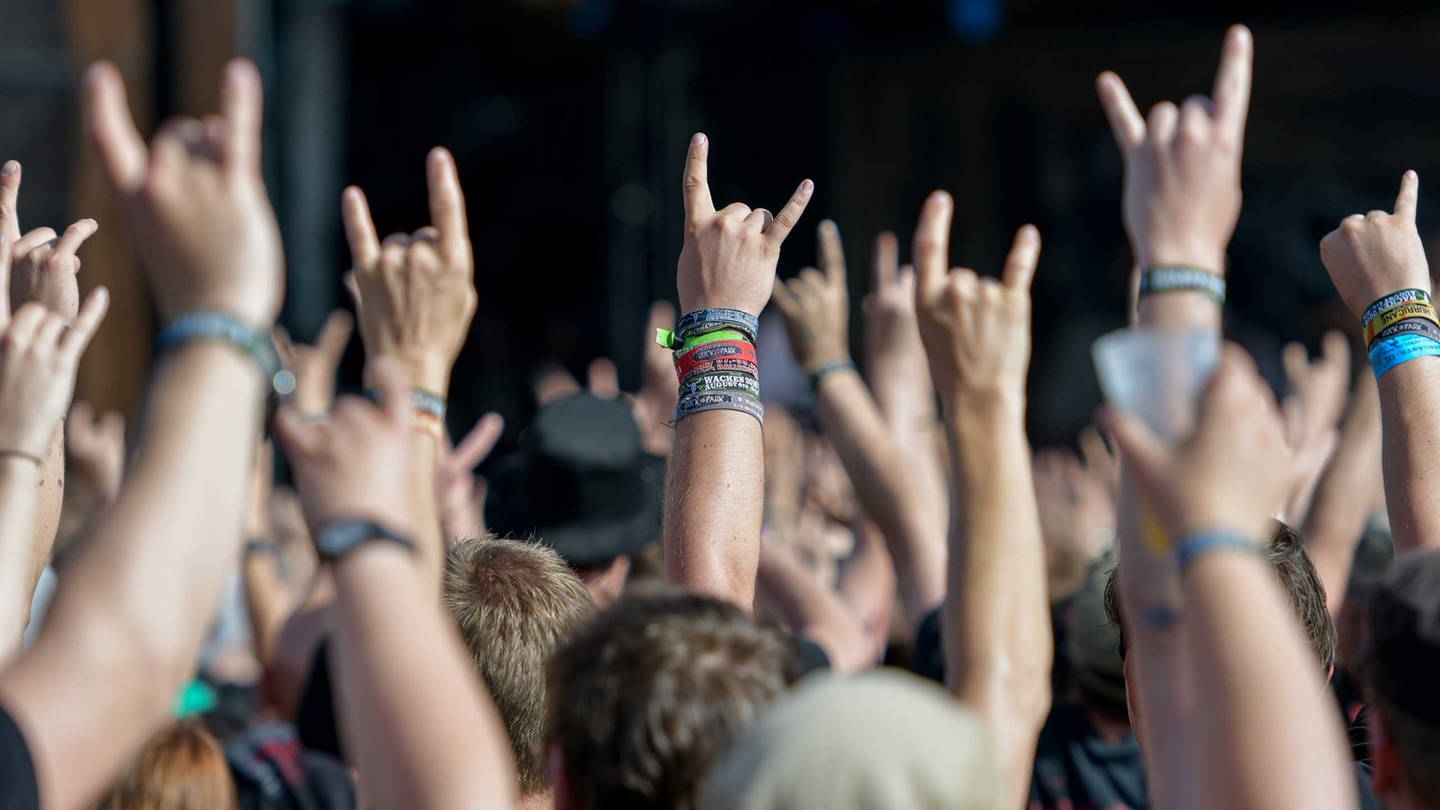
[{"left": 676, "top": 328, "right": 750, "bottom": 354}]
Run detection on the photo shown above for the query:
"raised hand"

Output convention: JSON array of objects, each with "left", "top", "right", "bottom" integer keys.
[
  {"left": 1319, "top": 171, "right": 1429, "bottom": 321},
  {"left": 677, "top": 133, "right": 813, "bottom": 316},
  {"left": 66, "top": 401, "right": 126, "bottom": 503},
  {"left": 0, "top": 162, "right": 97, "bottom": 322},
  {"left": 912, "top": 191, "right": 1041, "bottom": 401},
  {"left": 275, "top": 310, "right": 354, "bottom": 416},
  {"left": 0, "top": 240, "right": 109, "bottom": 459},
  {"left": 772, "top": 220, "right": 851, "bottom": 373},
  {"left": 862, "top": 232, "right": 921, "bottom": 367},
  {"left": 436, "top": 411, "right": 504, "bottom": 543},
  {"left": 274, "top": 358, "right": 415, "bottom": 534},
  {"left": 1097, "top": 25, "right": 1252, "bottom": 272},
  {"left": 1104, "top": 346, "right": 1292, "bottom": 543},
  {"left": 84, "top": 61, "right": 283, "bottom": 326},
  {"left": 343, "top": 149, "right": 475, "bottom": 395}
]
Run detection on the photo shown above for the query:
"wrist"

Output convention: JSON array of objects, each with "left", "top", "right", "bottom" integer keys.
[
  {"left": 375, "top": 353, "right": 453, "bottom": 396},
  {"left": 1135, "top": 243, "right": 1226, "bottom": 277}
]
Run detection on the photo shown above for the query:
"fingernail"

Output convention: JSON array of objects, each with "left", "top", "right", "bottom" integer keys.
[
  {"left": 692, "top": 133, "right": 706, "bottom": 146},
  {"left": 800, "top": 179, "right": 814, "bottom": 193},
  {"left": 2, "top": 161, "right": 18, "bottom": 176}
]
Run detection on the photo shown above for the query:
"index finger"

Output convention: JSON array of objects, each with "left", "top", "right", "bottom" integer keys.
[
  {"left": 341, "top": 186, "right": 381, "bottom": 270},
  {"left": 1212, "top": 25, "right": 1253, "bottom": 140},
  {"left": 0, "top": 238, "right": 11, "bottom": 327},
  {"left": 871, "top": 231, "right": 898, "bottom": 293},
  {"left": 912, "top": 190, "right": 953, "bottom": 302},
  {"left": 221, "top": 60, "right": 264, "bottom": 175},
  {"left": 683, "top": 133, "right": 714, "bottom": 221},
  {"left": 1395, "top": 170, "right": 1419, "bottom": 223},
  {"left": 1002, "top": 224, "right": 1041, "bottom": 290},
  {"left": 0, "top": 162, "right": 20, "bottom": 243},
  {"left": 817, "top": 220, "right": 846, "bottom": 286},
  {"left": 1096, "top": 72, "right": 1146, "bottom": 150},
  {"left": 83, "top": 63, "right": 149, "bottom": 195},
  {"left": 315, "top": 309, "right": 355, "bottom": 359},
  {"left": 58, "top": 286, "right": 109, "bottom": 364},
  {"left": 426, "top": 147, "right": 471, "bottom": 264}
]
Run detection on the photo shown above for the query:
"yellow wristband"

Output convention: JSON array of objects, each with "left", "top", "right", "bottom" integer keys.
[{"left": 1366, "top": 302, "right": 1440, "bottom": 346}]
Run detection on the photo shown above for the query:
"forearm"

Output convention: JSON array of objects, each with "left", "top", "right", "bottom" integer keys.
[
  {"left": 0, "top": 343, "right": 264, "bottom": 808},
  {"left": 943, "top": 393, "right": 1052, "bottom": 807},
  {"left": 664, "top": 410, "right": 763, "bottom": 609},
  {"left": 410, "top": 436, "right": 444, "bottom": 591},
  {"left": 1376, "top": 357, "right": 1440, "bottom": 552},
  {"left": 331, "top": 547, "right": 515, "bottom": 808},
  {"left": 1304, "top": 391, "right": 1382, "bottom": 616},
  {"left": 815, "top": 370, "right": 945, "bottom": 626},
  {"left": 1183, "top": 554, "right": 1355, "bottom": 809},
  {"left": 0, "top": 463, "right": 41, "bottom": 659},
  {"left": 868, "top": 347, "right": 950, "bottom": 549},
  {"left": 757, "top": 543, "right": 871, "bottom": 673},
  {"left": 243, "top": 552, "right": 294, "bottom": 666},
  {"left": 28, "top": 431, "right": 62, "bottom": 603}
]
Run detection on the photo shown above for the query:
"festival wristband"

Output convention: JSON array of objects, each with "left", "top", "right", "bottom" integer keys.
[
  {"left": 675, "top": 329, "right": 751, "bottom": 354},
  {"left": 1137, "top": 266, "right": 1226, "bottom": 304},
  {"left": 676, "top": 357, "right": 760, "bottom": 384},
  {"left": 0, "top": 449, "right": 42, "bottom": 466},
  {"left": 1174, "top": 530, "right": 1264, "bottom": 575},
  {"left": 1362, "top": 288, "right": 1433, "bottom": 328},
  {"left": 364, "top": 388, "right": 448, "bottom": 422},
  {"left": 679, "top": 371, "right": 761, "bottom": 399},
  {"left": 1373, "top": 317, "right": 1440, "bottom": 347},
  {"left": 157, "top": 311, "right": 282, "bottom": 387},
  {"left": 808, "top": 358, "right": 857, "bottom": 390},
  {"left": 1368, "top": 333, "right": 1440, "bottom": 379},
  {"left": 1365, "top": 303, "right": 1440, "bottom": 347},
  {"left": 674, "top": 391, "right": 765, "bottom": 425},
  {"left": 413, "top": 411, "right": 446, "bottom": 444},
  {"left": 675, "top": 341, "right": 759, "bottom": 379},
  {"left": 677, "top": 308, "right": 760, "bottom": 344}
]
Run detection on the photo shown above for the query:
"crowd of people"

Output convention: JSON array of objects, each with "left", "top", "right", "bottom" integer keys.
[{"left": 0, "top": 20, "right": 1432, "bottom": 809}]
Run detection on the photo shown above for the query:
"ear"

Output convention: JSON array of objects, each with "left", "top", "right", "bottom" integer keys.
[
  {"left": 1324, "top": 664, "right": 1335, "bottom": 687},
  {"left": 548, "top": 744, "right": 574, "bottom": 810},
  {"left": 1123, "top": 652, "right": 1139, "bottom": 726}
]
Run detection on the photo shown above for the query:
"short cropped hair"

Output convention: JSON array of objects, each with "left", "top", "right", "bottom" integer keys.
[
  {"left": 547, "top": 587, "right": 802, "bottom": 810},
  {"left": 97, "top": 721, "right": 236, "bottom": 810},
  {"left": 1104, "top": 520, "right": 1337, "bottom": 671},
  {"left": 446, "top": 537, "right": 594, "bottom": 795}
]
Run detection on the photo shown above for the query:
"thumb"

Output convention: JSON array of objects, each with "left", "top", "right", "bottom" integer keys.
[{"left": 1098, "top": 405, "right": 1169, "bottom": 490}]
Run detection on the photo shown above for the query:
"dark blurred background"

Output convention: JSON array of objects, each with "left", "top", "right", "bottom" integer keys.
[{"left": 4, "top": 0, "right": 1440, "bottom": 448}]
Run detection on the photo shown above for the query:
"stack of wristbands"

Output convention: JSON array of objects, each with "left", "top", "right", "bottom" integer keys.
[
  {"left": 1362, "top": 289, "right": 1440, "bottom": 379},
  {"left": 658, "top": 308, "right": 764, "bottom": 425}
]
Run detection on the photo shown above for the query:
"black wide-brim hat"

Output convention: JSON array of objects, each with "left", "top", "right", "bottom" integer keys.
[{"left": 485, "top": 392, "right": 665, "bottom": 568}]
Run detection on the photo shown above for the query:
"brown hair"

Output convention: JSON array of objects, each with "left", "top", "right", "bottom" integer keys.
[
  {"left": 445, "top": 537, "right": 594, "bottom": 795},
  {"left": 547, "top": 586, "right": 802, "bottom": 810},
  {"left": 1104, "top": 520, "right": 1337, "bottom": 671},
  {"left": 97, "top": 720, "right": 236, "bottom": 810}
]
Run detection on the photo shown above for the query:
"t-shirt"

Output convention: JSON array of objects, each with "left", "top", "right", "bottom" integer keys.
[
  {"left": 227, "top": 722, "right": 356, "bottom": 810},
  {"left": 0, "top": 701, "right": 38, "bottom": 809},
  {"left": 1029, "top": 701, "right": 1146, "bottom": 810}
]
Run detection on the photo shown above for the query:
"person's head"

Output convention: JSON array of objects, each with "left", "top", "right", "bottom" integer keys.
[
  {"left": 1067, "top": 551, "right": 1128, "bottom": 716},
  {"left": 571, "top": 554, "right": 632, "bottom": 608},
  {"left": 698, "top": 670, "right": 1003, "bottom": 809},
  {"left": 97, "top": 720, "right": 236, "bottom": 810},
  {"left": 1104, "top": 520, "right": 1337, "bottom": 699},
  {"left": 546, "top": 586, "right": 802, "bottom": 810},
  {"left": 1357, "top": 549, "right": 1440, "bottom": 808},
  {"left": 446, "top": 537, "right": 595, "bottom": 797}
]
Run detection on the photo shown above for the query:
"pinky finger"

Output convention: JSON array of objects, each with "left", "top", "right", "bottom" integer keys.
[
  {"left": 765, "top": 179, "right": 814, "bottom": 247},
  {"left": 59, "top": 286, "right": 109, "bottom": 363}
]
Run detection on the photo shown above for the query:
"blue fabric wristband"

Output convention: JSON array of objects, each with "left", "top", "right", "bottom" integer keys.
[
  {"left": 1174, "top": 530, "right": 1263, "bottom": 574},
  {"left": 156, "top": 311, "right": 280, "bottom": 382},
  {"left": 676, "top": 308, "right": 760, "bottom": 345},
  {"left": 1368, "top": 333, "right": 1440, "bottom": 379}
]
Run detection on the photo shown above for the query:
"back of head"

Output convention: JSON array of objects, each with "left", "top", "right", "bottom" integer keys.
[
  {"left": 1104, "top": 520, "right": 1337, "bottom": 671},
  {"left": 547, "top": 586, "right": 800, "bottom": 810},
  {"left": 97, "top": 720, "right": 236, "bottom": 810},
  {"left": 446, "top": 536, "right": 595, "bottom": 795},
  {"left": 1358, "top": 549, "right": 1440, "bottom": 807},
  {"left": 699, "top": 669, "right": 1003, "bottom": 810}
]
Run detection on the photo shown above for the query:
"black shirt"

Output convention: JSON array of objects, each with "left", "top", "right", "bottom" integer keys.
[{"left": 0, "top": 701, "right": 38, "bottom": 809}]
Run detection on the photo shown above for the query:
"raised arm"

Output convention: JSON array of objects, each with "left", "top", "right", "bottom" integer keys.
[
  {"left": 662, "top": 133, "right": 811, "bottom": 608},
  {"left": 0, "top": 164, "right": 102, "bottom": 617},
  {"left": 1095, "top": 25, "right": 1251, "bottom": 808},
  {"left": 0, "top": 59, "right": 283, "bottom": 808},
  {"left": 0, "top": 240, "right": 108, "bottom": 660},
  {"left": 1317, "top": 171, "right": 1440, "bottom": 553},
  {"left": 1106, "top": 349, "right": 1355, "bottom": 809},
  {"left": 275, "top": 359, "right": 515, "bottom": 808},
  {"left": 772, "top": 220, "right": 945, "bottom": 629},
  {"left": 343, "top": 149, "right": 477, "bottom": 591},
  {"left": 911, "top": 191, "right": 1051, "bottom": 808}
]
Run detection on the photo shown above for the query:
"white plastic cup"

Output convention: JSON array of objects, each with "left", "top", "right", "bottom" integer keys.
[{"left": 1091, "top": 327, "right": 1221, "bottom": 440}]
